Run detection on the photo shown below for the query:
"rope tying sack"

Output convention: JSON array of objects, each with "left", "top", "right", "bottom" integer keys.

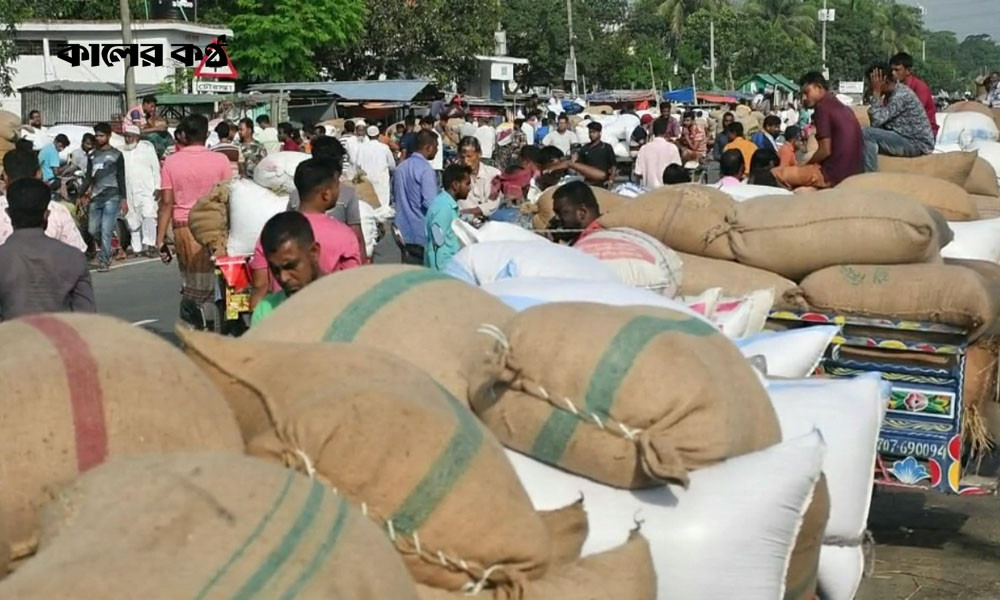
[{"left": 282, "top": 446, "right": 519, "bottom": 594}]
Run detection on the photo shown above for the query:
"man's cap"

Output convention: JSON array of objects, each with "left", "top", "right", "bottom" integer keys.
[
  {"left": 124, "top": 124, "right": 141, "bottom": 136},
  {"left": 366, "top": 125, "right": 379, "bottom": 137},
  {"left": 640, "top": 114, "right": 654, "bottom": 125}
]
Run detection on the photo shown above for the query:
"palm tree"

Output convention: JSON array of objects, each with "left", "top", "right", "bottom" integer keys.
[
  {"left": 746, "top": 0, "right": 817, "bottom": 44},
  {"left": 655, "top": 0, "right": 728, "bottom": 39}
]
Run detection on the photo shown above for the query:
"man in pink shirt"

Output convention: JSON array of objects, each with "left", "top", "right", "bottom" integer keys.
[
  {"left": 249, "top": 156, "right": 361, "bottom": 309},
  {"left": 0, "top": 149, "right": 86, "bottom": 251},
  {"left": 634, "top": 117, "right": 682, "bottom": 190},
  {"left": 890, "top": 52, "right": 938, "bottom": 139},
  {"left": 156, "top": 114, "right": 232, "bottom": 325}
]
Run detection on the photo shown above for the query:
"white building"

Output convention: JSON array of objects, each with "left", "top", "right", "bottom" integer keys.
[{"left": 3, "top": 20, "right": 232, "bottom": 118}]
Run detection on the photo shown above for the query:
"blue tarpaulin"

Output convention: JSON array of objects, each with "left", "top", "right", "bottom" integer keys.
[{"left": 662, "top": 87, "right": 696, "bottom": 103}]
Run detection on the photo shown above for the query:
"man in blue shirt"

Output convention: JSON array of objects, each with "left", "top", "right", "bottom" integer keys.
[
  {"left": 750, "top": 115, "right": 782, "bottom": 154},
  {"left": 392, "top": 129, "right": 439, "bottom": 264},
  {"left": 38, "top": 134, "right": 69, "bottom": 185},
  {"left": 425, "top": 163, "right": 471, "bottom": 270}
]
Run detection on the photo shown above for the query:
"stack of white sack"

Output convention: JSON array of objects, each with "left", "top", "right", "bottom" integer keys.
[
  {"left": 507, "top": 430, "right": 826, "bottom": 600},
  {"left": 717, "top": 183, "right": 794, "bottom": 202},
  {"left": 766, "top": 374, "right": 890, "bottom": 600},
  {"left": 252, "top": 151, "right": 311, "bottom": 196},
  {"left": 444, "top": 240, "right": 622, "bottom": 286},
  {"left": 451, "top": 220, "right": 549, "bottom": 247},
  {"left": 572, "top": 227, "right": 683, "bottom": 295},
  {"left": 684, "top": 287, "right": 775, "bottom": 338},
  {"left": 935, "top": 111, "right": 999, "bottom": 147}
]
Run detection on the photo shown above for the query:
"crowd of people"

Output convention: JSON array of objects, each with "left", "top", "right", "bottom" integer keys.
[{"left": 0, "top": 49, "right": 987, "bottom": 325}]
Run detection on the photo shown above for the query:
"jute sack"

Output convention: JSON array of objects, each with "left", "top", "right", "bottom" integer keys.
[
  {"left": 585, "top": 105, "right": 614, "bottom": 116},
  {"left": 0, "top": 111, "right": 18, "bottom": 141},
  {"left": 414, "top": 533, "right": 655, "bottom": 600},
  {"left": 598, "top": 184, "right": 736, "bottom": 260},
  {"left": 538, "top": 501, "right": 588, "bottom": 566},
  {"left": 468, "top": 303, "right": 781, "bottom": 488},
  {"left": 851, "top": 106, "right": 870, "bottom": 127},
  {"left": 721, "top": 190, "right": 939, "bottom": 280},
  {"left": 350, "top": 175, "right": 381, "bottom": 208},
  {"left": 878, "top": 151, "right": 978, "bottom": 187},
  {"left": 0, "top": 453, "right": 419, "bottom": 599},
  {"left": 787, "top": 475, "right": 830, "bottom": 600},
  {"left": 677, "top": 251, "right": 798, "bottom": 300},
  {"left": 971, "top": 193, "right": 1000, "bottom": 218},
  {"left": 188, "top": 179, "right": 231, "bottom": 256},
  {"left": 837, "top": 172, "right": 979, "bottom": 221},
  {"left": 246, "top": 367, "right": 551, "bottom": 593},
  {"left": 787, "top": 264, "right": 1000, "bottom": 339},
  {"left": 945, "top": 101, "right": 995, "bottom": 119},
  {"left": 244, "top": 265, "right": 515, "bottom": 405},
  {"left": 962, "top": 340, "right": 1000, "bottom": 457},
  {"left": 0, "top": 314, "right": 242, "bottom": 561},
  {"left": 531, "top": 185, "right": 628, "bottom": 231},
  {"left": 966, "top": 158, "right": 1000, "bottom": 198}
]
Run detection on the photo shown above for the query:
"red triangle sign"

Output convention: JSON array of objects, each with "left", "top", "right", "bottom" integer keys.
[{"left": 194, "top": 37, "right": 238, "bottom": 80}]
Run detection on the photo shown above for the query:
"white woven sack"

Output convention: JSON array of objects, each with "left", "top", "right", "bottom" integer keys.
[
  {"left": 937, "top": 112, "right": 999, "bottom": 147},
  {"left": 817, "top": 545, "right": 865, "bottom": 600},
  {"left": 226, "top": 179, "right": 288, "bottom": 256},
  {"left": 444, "top": 241, "right": 621, "bottom": 286},
  {"left": 506, "top": 430, "right": 826, "bottom": 600},
  {"left": 482, "top": 277, "right": 708, "bottom": 324},
  {"left": 252, "top": 151, "right": 311, "bottom": 195},
  {"left": 767, "top": 374, "right": 888, "bottom": 600},
  {"left": 941, "top": 217, "right": 1000, "bottom": 262},
  {"left": 736, "top": 326, "right": 840, "bottom": 378},
  {"left": 452, "top": 220, "right": 549, "bottom": 247},
  {"left": 718, "top": 183, "right": 794, "bottom": 202},
  {"left": 573, "top": 227, "right": 683, "bottom": 296}
]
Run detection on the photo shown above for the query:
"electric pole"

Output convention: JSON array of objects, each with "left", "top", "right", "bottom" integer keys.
[
  {"left": 120, "top": 0, "right": 136, "bottom": 111},
  {"left": 710, "top": 19, "right": 716, "bottom": 89},
  {"left": 821, "top": 0, "right": 827, "bottom": 78},
  {"left": 566, "top": 0, "right": 578, "bottom": 96}
]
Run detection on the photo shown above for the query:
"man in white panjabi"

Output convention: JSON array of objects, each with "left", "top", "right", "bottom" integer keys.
[
  {"left": 121, "top": 124, "right": 161, "bottom": 257},
  {"left": 355, "top": 125, "right": 396, "bottom": 207}
]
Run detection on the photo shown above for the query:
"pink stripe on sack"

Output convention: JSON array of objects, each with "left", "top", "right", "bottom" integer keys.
[{"left": 24, "top": 316, "right": 108, "bottom": 471}]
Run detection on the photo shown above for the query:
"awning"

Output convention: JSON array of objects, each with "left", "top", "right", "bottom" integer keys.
[
  {"left": 663, "top": 87, "right": 696, "bottom": 103},
  {"left": 246, "top": 80, "right": 438, "bottom": 103},
  {"left": 698, "top": 92, "right": 739, "bottom": 104}
]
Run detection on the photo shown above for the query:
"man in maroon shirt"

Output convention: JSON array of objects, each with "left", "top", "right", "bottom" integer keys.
[
  {"left": 772, "top": 71, "right": 864, "bottom": 189},
  {"left": 890, "top": 52, "right": 938, "bottom": 139}
]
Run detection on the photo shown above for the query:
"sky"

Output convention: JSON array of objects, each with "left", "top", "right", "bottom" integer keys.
[{"left": 898, "top": 0, "right": 1000, "bottom": 41}]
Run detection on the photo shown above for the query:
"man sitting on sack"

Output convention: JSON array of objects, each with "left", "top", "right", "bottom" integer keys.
[
  {"left": 772, "top": 71, "right": 863, "bottom": 190},
  {"left": 862, "top": 61, "right": 934, "bottom": 172}
]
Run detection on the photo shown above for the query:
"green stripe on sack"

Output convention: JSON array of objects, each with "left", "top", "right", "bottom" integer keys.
[
  {"left": 323, "top": 270, "right": 450, "bottom": 342},
  {"left": 531, "top": 315, "right": 717, "bottom": 463},
  {"left": 278, "top": 498, "right": 351, "bottom": 600},
  {"left": 231, "top": 479, "right": 326, "bottom": 600},
  {"left": 390, "top": 385, "right": 483, "bottom": 534},
  {"left": 194, "top": 471, "right": 296, "bottom": 600}
]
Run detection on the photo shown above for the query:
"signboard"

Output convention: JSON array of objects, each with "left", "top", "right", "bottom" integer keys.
[
  {"left": 839, "top": 81, "right": 864, "bottom": 94},
  {"left": 196, "top": 80, "right": 235, "bottom": 94},
  {"left": 194, "top": 36, "right": 238, "bottom": 80},
  {"left": 490, "top": 63, "right": 514, "bottom": 81}
]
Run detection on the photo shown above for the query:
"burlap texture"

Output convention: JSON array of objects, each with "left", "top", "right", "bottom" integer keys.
[
  {"left": 245, "top": 364, "right": 550, "bottom": 592},
  {"left": 837, "top": 172, "right": 979, "bottom": 221},
  {"left": 723, "top": 190, "right": 939, "bottom": 280},
  {"left": 244, "top": 265, "right": 514, "bottom": 405},
  {"left": 851, "top": 106, "right": 871, "bottom": 127},
  {"left": 0, "top": 453, "right": 419, "bottom": 599},
  {"left": 469, "top": 303, "right": 781, "bottom": 488},
  {"left": 537, "top": 501, "right": 588, "bottom": 566},
  {"left": 350, "top": 175, "right": 381, "bottom": 208},
  {"left": 188, "top": 179, "right": 231, "bottom": 256},
  {"left": 0, "top": 111, "right": 18, "bottom": 142},
  {"left": 785, "top": 475, "right": 830, "bottom": 600},
  {"left": 531, "top": 186, "right": 628, "bottom": 231},
  {"left": 970, "top": 193, "right": 1000, "bottom": 218},
  {"left": 878, "top": 151, "right": 978, "bottom": 187},
  {"left": 0, "top": 314, "right": 242, "bottom": 560},
  {"left": 962, "top": 340, "right": 999, "bottom": 456},
  {"left": 944, "top": 101, "right": 996, "bottom": 119},
  {"left": 677, "top": 251, "right": 798, "bottom": 301},
  {"left": 788, "top": 264, "right": 1000, "bottom": 339},
  {"left": 966, "top": 158, "right": 999, "bottom": 198},
  {"left": 598, "top": 185, "right": 736, "bottom": 260},
  {"left": 414, "top": 532, "right": 655, "bottom": 600}
]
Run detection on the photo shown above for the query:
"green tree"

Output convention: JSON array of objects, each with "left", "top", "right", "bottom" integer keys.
[
  {"left": 745, "top": 0, "right": 816, "bottom": 45},
  {"left": 228, "top": 0, "right": 364, "bottom": 82},
  {"left": 655, "top": 0, "right": 727, "bottom": 39},
  {"left": 323, "top": 0, "right": 500, "bottom": 82}
]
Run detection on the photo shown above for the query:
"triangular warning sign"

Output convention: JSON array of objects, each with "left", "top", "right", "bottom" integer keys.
[{"left": 194, "top": 36, "right": 238, "bottom": 80}]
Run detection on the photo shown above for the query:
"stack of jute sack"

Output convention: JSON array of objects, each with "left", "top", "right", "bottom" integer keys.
[
  {"left": 0, "top": 110, "right": 19, "bottom": 171},
  {"left": 185, "top": 265, "right": 832, "bottom": 599}
]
